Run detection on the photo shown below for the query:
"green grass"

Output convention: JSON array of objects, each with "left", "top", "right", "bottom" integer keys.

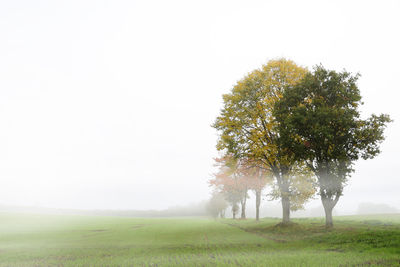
[{"left": 0, "top": 212, "right": 399, "bottom": 266}]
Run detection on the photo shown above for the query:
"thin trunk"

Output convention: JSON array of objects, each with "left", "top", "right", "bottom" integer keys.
[
  {"left": 240, "top": 197, "right": 246, "bottom": 219},
  {"left": 255, "top": 189, "right": 261, "bottom": 221},
  {"left": 219, "top": 209, "right": 225, "bottom": 219}
]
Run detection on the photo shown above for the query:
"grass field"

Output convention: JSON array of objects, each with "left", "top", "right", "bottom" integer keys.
[{"left": 0, "top": 212, "right": 399, "bottom": 266}]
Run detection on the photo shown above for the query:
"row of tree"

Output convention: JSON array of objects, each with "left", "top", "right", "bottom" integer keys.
[{"left": 209, "top": 59, "right": 391, "bottom": 228}]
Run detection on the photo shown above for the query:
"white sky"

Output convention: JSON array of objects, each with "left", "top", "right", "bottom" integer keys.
[{"left": 0, "top": 0, "right": 399, "bottom": 211}]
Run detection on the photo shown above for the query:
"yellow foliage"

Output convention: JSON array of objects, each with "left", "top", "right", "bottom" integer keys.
[{"left": 213, "top": 58, "right": 315, "bottom": 209}]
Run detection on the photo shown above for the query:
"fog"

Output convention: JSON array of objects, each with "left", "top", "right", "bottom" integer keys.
[{"left": 0, "top": 0, "right": 399, "bottom": 214}]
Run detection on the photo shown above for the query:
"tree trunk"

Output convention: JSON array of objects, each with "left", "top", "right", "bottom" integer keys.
[
  {"left": 281, "top": 195, "right": 290, "bottom": 224},
  {"left": 275, "top": 169, "right": 291, "bottom": 224},
  {"left": 220, "top": 209, "right": 225, "bottom": 219},
  {"left": 321, "top": 194, "right": 338, "bottom": 228},
  {"left": 318, "top": 164, "right": 341, "bottom": 228},
  {"left": 232, "top": 208, "right": 236, "bottom": 219},
  {"left": 280, "top": 176, "right": 291, "bottom": 224},
  {"left": 255, "top": 189, "right": 261, "bottom": 221},
  {"left": 240, "top": 197, "right": 246, "bottom": 219},
  {"left": 324, "top": 204, "right": 333, "bottom": 228}
]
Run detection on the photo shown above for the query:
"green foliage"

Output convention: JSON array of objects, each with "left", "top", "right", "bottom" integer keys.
[
  {"left": 274, "top": 65, "right": 392, "bottom": 226},
  {"left": 274, "top": 65, "right": 391, "bottom": 165}
]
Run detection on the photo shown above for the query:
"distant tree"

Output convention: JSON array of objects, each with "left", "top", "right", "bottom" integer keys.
[
  {"left": 209, "top": 155, "right": 249, "bottom": 219},
  {"left": 213, "top": 59, "right": 315, "bottom": 224},
  {"left": 231, "top": 202, "right": 239, "bottom": 219},
  {"left": 234, "top": 159, "right": 251, "bottom": 220},
  {"left": 206, "top": 191, "right": 228, "bottom": 219},
  {"left": 239, "top": 160, "right": 272, "bottom": 221},
  {"left": 274, "top": 65, "right": 392, "bottom": 228}
]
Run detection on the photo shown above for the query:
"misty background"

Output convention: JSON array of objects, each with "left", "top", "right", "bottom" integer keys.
[{"left": 0, "top": 0, "right": 399, "bottom": 215}]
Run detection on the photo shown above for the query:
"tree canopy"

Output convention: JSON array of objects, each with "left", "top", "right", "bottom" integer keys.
[
  {"left": 213, "top": 59, "right": 315, "bottom": 223},
  {"left": 274, "top": 65, "right": 391, "bottom": 227}
]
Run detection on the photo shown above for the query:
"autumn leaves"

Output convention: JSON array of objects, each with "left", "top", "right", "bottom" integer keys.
[{"left": 210, "top": 59, "right": 390, "bottom": 227}]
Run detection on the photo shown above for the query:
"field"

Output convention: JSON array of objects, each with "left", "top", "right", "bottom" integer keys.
[{"left": 0, "top": 213, "right": 399, "bottom": 266}]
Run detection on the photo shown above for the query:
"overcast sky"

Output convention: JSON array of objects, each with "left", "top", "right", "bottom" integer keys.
[{"left": 0, "top": 0, "right": 399, "bottom": 212}]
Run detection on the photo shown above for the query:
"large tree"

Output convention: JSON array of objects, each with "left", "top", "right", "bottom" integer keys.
[
  {"left": 274, "top": 65, "right": 391, "bottom": 228},
  {"left": 213, "top": 59, "right": 315, "bottom": 224}
]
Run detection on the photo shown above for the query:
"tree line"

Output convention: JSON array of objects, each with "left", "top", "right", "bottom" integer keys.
[{"left": 208, "top": 59, "right": 391, "bottom": 228}]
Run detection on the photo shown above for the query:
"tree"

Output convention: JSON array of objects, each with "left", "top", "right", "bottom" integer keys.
[
  {"left": 210, "top": 155, "right": 272, "bottom": 220},
  {"left": 213, "top": 59, "right": 315, "bottom": 224},
  {"left": 231, "top": 203, "right": 239, "bottom": 219},
  {"left": 274, "top": 65, "right": 391, "bottom": 228},
  {"left": 209, "top": 155, "right": 247, "bottom": 219},
  {"left": 234, "top": 158, "right": 253, "bottom": 219},
  {"left": 206, "top": 191, "right": 228, "bottom": 219},
  {"left": 240, "top": 160, "right": 272, "bottom": 221}
]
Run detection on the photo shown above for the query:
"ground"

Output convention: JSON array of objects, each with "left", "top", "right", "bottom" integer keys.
[{"left": 0, "top": 212, "right": 399, "bottom": 266}]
